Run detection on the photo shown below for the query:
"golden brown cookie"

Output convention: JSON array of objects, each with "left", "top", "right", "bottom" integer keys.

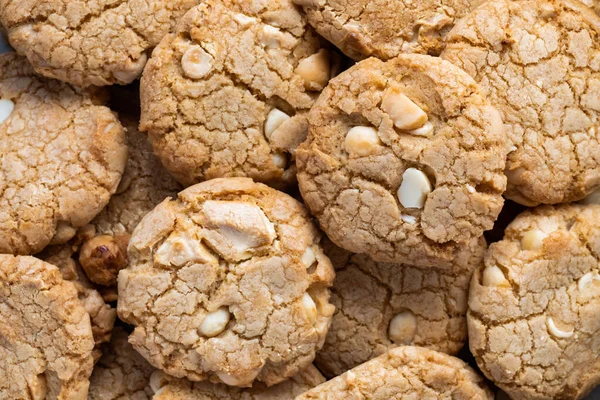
[
  {"left": 297, "top": 54, "right": 507, "bottom": 265},
  {"left": 0, "top": 0, "right": 199, "bottom": 86},
  {"left": 0, "top": 255, "right": 95, "bottom": 400},
  {"left": 0, "top": 52, "right": 128, "bottom": 255},
  {"left": 442, "top": 0, "right": 600, "bottom": 206},
  {"left": 140, "top": 0, "right": 336, "bottom": 188},
  {"left": 469, "top": 204, "right": 600, "bottom": 399},
  {"left": 118, "top": 178, "right": 335, "bottom": 387}
]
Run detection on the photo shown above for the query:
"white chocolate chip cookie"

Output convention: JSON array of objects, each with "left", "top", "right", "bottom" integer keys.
[
  {"left": 469, "top": 204, "right": 600, "bottom": 399},
  {"left": 0, "top": 255, "right": 95, "bottom": 400},
  {"left": 0, "top": 0, "right": 199, "bottom": 87},
  {"left": 140, "top": 0, "right": 336, "bottom": 188},
  {"left": 297, "top": 346, "right": 493, "bottom": 399},
  {"left": 0, "top": 53, "right": 128, "bottom": 255},
  {"left": 297, "top": 54, "right": 507, "bottom": 266},
  {"left": 118, "top": 178, "right": 335, "bottom": 387},
  {"left": 315, "top": 237, "right": 486, "bottom": 377},
  {"left": 442, "top": 0, "right": 600, "bottom": 206}
]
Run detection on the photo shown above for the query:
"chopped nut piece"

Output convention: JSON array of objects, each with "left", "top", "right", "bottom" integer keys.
[
  {"left": 265, "top": 108, "right": 291, "bottom": 140},
  {"left": 302, "top": 293, "right": 318, "bottom": 324},
  {"left": 382, "top": 87, "right": 428, "bottom": 131},
  {"left": 181, "top": 46, "right": 213, "bottom": 79},
  {"left": 79, "top": 235, "right": 128, "bottom": 286},
  {"left": 397, "top": 168, "right": 432, "bottom": 209},
  {"left": 344, "top": 126, "right": 381, "bottom": 156},
  {"left": 199, "top": 307, "right": 231, "bottom": 337},
  {"left": 155, "top": 233, "right": 216, "bottom": 267},
  {"left": 388, "top": 311, "right": 417, "bottom": 344},
  {"left": 301, "top": 247, "right": 316, "bottom": 268},
  {"left": 295, "top": 49, "right": 331, "bottom": 91}
]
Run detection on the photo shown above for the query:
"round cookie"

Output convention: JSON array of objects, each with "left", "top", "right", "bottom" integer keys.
[
  {"left": 315, "top": 237, "right": 486, "bottom": 378},
  {"left": 297, "top": 346, "right": 493, "bottom": 399},
  {"left": 0, "top": 52, "right": 128, "bottom": 255},
  {"left": 117, "top": 178, "right": 336, "bottom": 387},
  {"left": 0, "top": 0, "right": 199, "bottom": 87},
  {"left": 468, "top": 204, "right": 600, "bottom": 399},
  {"left": 294, "top": 0, "right": 484, "bottom": 60},
  {"left": 151, "top": 365, "right": 325, "bottom": 399},
  {"left": 0, "top": 255, "right": 95, "bottom": 400},
  {"left": 296, "top": 54, "right": 507, "bottom": 265},
  {"left": 442, "top": 0, "right": 600, "bottom": 206},
  {"left": 140, "top": 0, "right": 337, "bottom": 188}
]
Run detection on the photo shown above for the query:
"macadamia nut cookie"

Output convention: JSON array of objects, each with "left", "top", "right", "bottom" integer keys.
[
  {"left": 0, "top": 53, "right": 128, "bottom": 255},
  {"left": 442, "top": 0, "right": 600, "bottom": 206},
  {"left": 0, "top": 255, "right": 95, "bottom": 400},
  {"left": 297, "top": 54, "right": 507, "bottom": 266},
  {"left": 118, "top": 178, "right": 335, "bottom": 387},
  {"left": 315, "top": 237, "right": 485, "bottom": 377},
  {"left": 469, "top": 204, "right": 600, "bottom": 399},
  {"left": 140, "top": 0, "right": 336, "bottom": 188},
  {"left": 294, "top": 0, "right": 483, "bottom": 60},
  {"left": 0, "top": 0, "right": 199, "bottom": 87},
  {"left": 297, "top": 346, "right": 493, "bottom": 399}
]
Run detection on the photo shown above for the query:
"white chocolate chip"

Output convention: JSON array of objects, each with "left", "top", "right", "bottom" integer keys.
[
  {"left": 149, "top": 370, "right": 170, "bottom": 393},
  {"left": 216, "top": 368, "right": 261, "bottom": 387},
  {"left": 301, "top": 247, "right": 316, "bottom": 268},
  {"left": 301, "top": 293, "right": 318, "bottom": 324},
  {"left": 381, "top": 87, "right": 428, "bottom": 131},
  {"left": 466, "top": 185, "right": 476, "bottom": 194},
  {"left": 482, "top": 265, "right": 510, "bottom": 287},
  {"left": 295, "top": 49, "right": 331, "bottom": 91},
  {"left": 578, "top": 272, "right": 600, "bottom": 291},
  {"left": 260, "top": 25, "right": 283, "bottom": 49},
  {"left": 546, "top": 317, "right": 574, "bottom": 339},
  {"left": 271, "top": 153, "right": 287, "bottom": 169},
  {"left": 27, "top": 374, "right": 47, "bottom": 400},
  {"left": 181, "top": 46, "right": 213, "bottom": 79},
  {"left": 401, "top": 215, "right": 417, "bottom": 225},
  {"left": 388, "top": 311, "right": 417, "bottom": 345},
  {"left": 155, "top": 233, "right": 216, "bottom": 267},
  {"left": 233, "top": 13, "right": 257, "bottom": 27},
  {"left": 264, "top": 108, "right": 291, "bottom": 140},
  {"left": 0, "top": 99, "right": 15, "bottom": 125},
  {"left": 113, "top": 52, "right": 148, "bottom": 83},
  {"left": 397, "top": 168, "right": 432, "bottom": 209},
  {"left": 344, "top": 126, "right": 381, "bottom": 157},
  {"left": 521, "top": 229, "right": 548, "bottom": 251},
  {"left": 508, "top": 145, "right": 518, "bottom": 153},
  {"left": 407, "top": 121, "right": 434, "bottom": 137},
  {"left": 199, "top": 307, "right": 231, "bottom": 337}
]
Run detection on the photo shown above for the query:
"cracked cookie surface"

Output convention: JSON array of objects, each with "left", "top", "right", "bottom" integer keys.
[
  {"left": 315, "top": 237, "right": 485, "bottom": 377},
  {"left": 140, "top": 0, "right": 335, "bottom": 188},
  {"left": 0, "top": 52, "right": 128, "bottom": 255},
  {"left": 468, "top": 204, "right": 600, "bottom": 399},
  {"left": 0, "top": 0, "right": 199, "bottom": 87},
  {"left": 0, "top": 255, "right": 95, "bottom": 400},
  {"left": 297, "top": 54, "right": 507, "bottom": 265},
  {"left": 297, "top": 346, "right": 493, "bottom": 399},
  {"left": 117, "top": 178, "right": 335, "bottom": 387},
  {"left": 294, "top": 0, "right": 484, "bottom": 60},
  {"left": 442, "top": 0, "right": 600, "bottom": 206}
]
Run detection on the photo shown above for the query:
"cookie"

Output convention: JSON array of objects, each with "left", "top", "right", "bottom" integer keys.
[
  {"left": 468, "top": 204, "right": 600, "bottom": 399},
  {"left": 0, "top": 255, "right": 95, "bottom": 400},
  {"left": 0, "top": 0, "right": 199, "bottom": 87},
  {"left": 140, "top": 0, "right": 336, "bottom": 188},
  {"left": 580, "top": 0, "right": 600, "bottom": 15},
  {"left": 297, "top": 346, "right": 493, "bottom": 399},
  {"left": 297, "top": 54, "right": 506, "bottom": 265},
  {"left": 0, "top": 52, "right": 128, "bottom": 255},
  {"left": 117, "top": 178, "right": 336, "bottom": 387},
  {"left": 151, "top": 365, "right": 325, "bottom": 399},
  {"left": 442, "top": 0, "right": 600, "bottom": 206},
  {"left": 88, "top": 327, "right": 156, "bottom": 400},
  {"left": 315, "top": 237, "right": 486, "bottom": 378},
  {"left": 294, "top": 0, "right": 483, "bottom": 60}
]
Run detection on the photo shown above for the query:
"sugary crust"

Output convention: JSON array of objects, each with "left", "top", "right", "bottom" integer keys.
[
  {"left": 297, "top": 346, "right": 493, "bottom": 399},
  {"left": 117, "top": 178, "right": 335, "bottom": 387},
  {"left": 0, "top": 255, "right": 95, "bottom": 400},
  {"left": 468, "top": 204, "right": 600, "bottom": 399},
  {"left": 0, "top": 0, "right": 199, "bottom": 86},
  {"left": 442, "top": 0, "right": 600, "bottom": 206},
  {"left": 297, "top": 54, "right": 507, "bottom": 265},
  {"left": 0, "top": 52, "right": 128, "bottom": 255}
]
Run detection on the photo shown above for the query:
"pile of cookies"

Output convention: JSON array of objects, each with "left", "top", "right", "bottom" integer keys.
[{"left": 0, "top": 0, "right": 599, "bottom": 399}]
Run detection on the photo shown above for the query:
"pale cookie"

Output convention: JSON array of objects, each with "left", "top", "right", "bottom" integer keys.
[
  {"left": 579, "top": 0, "right": 600, "bottom": 15},
  {"left": 294, "top": 0, "right": 484, "bottom": 60},
  {"left": 0, "top": 255, "right": 95, "bottom": 400},
  {"left": 150, "top": 365, "right": 325, "bottom": 399},
  {"left": 140, "top": 0, "right": 336, "bottom": 188},
  {"left": 297, "top": 54, "right": 507, "bottom": 265},
  {"left": 315, "top": 237, "right": 486, "bottom": 377},
  {"left": 468, "top": 204, "right": 600, "bottom": 399},
  {"left": 88, "top": 327, "right": 156, "bottom": 400},
  {"left": 442, "top": 0, "right": 600, "bottom": 206},
  {"left": 0, "top": 0, "right": 199, "bottom": 87},
  {"left": 297, "top": 346, "right": 493, "bottom": 399},
  {"left": 118, "top": 178, "right": 336, "bottom": 387},
  {"left": 0, "top": 52, "right": 128, "bottom": 255}
]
